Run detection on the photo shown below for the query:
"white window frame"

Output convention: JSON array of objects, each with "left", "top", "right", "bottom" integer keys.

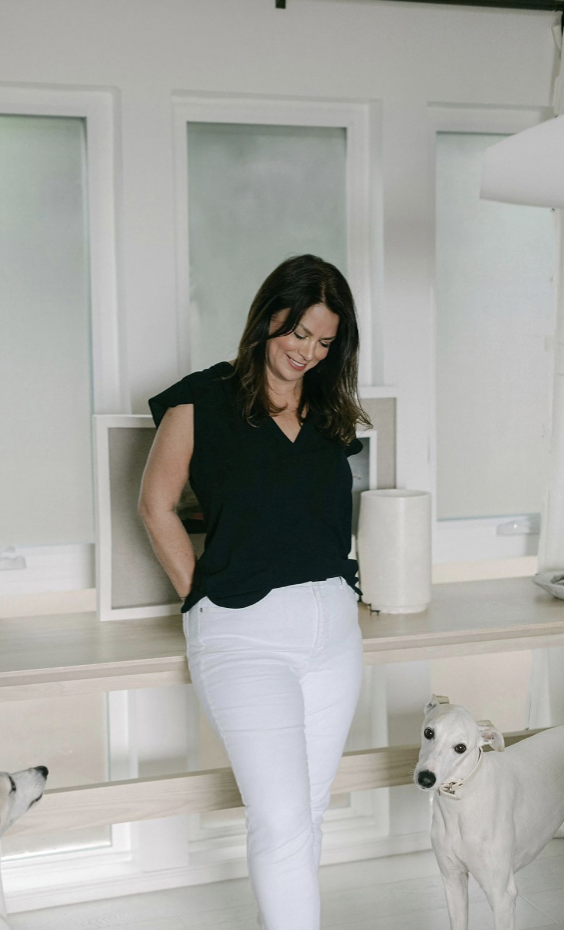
[
  {"left": 0, "top": 84, "right": 125, "bottom": 412},
  {"left": 427, "top": 104, "right": 555, "bottom": 564},
  {"left": 0, "top": 84, "right": 126, "bottom": 595},
  {"left": 172, "top": 93, "right": 382, "bottom": 388},
  {"left": 0, "top": 86, "right": 131, "bottom": 889}
]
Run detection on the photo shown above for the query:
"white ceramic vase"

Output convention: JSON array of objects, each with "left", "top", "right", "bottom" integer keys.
[{"left": 357, "top": 489, "right": 432, "bottom": 614}]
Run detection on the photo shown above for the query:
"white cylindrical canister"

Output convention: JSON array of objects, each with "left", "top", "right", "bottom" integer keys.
[{"left": 357, "top": 489, "right": 432, "bottom": 614}]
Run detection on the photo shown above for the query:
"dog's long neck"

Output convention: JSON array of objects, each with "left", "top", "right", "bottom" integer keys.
[{"left": 438, "top": 746, "right": 483, "bottom": 799}]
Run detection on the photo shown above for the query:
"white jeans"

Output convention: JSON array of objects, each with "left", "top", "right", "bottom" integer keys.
[{"left": 183, "top": 575, "right": 364, "bottom": 930}]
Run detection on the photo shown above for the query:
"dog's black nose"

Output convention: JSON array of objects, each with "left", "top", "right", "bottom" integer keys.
[
  {"left": 417, "top": 770, "right": 436, "bottom": 788},
  {"left": 35, "top": 766, "right": 49, "bottom": 778}
]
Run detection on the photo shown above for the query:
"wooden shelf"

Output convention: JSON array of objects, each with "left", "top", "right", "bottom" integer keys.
[
  {"left": 360, "top": 576, "right": 564, "bottom": 662},
  {"left": 1, "top": 577, "right": 563, "bottom": 701},
  {"left": 6, "top": 726, "right": 544, "bottom": 838}
]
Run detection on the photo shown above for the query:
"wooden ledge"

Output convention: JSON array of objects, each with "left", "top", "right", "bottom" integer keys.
[
  {"left": 1, "top": 577, "right": 563, "bottom": 701},
  {"left": 5, "top": 727, "right": 544, "bottom": 838}
]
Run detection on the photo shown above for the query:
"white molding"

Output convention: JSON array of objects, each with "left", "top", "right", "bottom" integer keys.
[
  {"left": 3, "top": 824, "right": 430, "bottom": 912},
  {"left": 107, "top": 691, "right": 135, "bottom": 855},
  {"left": 0, "top": 83, "right": 127, "bottom": 414},
  {"left": 434, "top": 515, "right": 540, "bottom": 564},
  {"left": 427, "top": 102, "right": 551, "bottom": 134},
  {"left": 426, "top": 103, "right": 550, "bottom": 563},
  {"left": 0, "top": 544, "right": 94, "bottom": 596},
  {"left": 172, "top": 93, "right": 378, "bottom": 386}
]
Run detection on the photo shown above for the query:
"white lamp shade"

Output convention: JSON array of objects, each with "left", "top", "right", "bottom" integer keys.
[{"left": 480, "top": 114, "right": 564, "bottom": 209}]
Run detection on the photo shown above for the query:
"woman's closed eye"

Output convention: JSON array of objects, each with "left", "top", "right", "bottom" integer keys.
[{"left": 294, "top": 332, "right": 332, "bottom": 349}]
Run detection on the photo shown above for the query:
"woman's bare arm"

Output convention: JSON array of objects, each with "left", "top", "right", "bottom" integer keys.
[{"left": 138, "top": 404, "right": 196, "bottom": 601}]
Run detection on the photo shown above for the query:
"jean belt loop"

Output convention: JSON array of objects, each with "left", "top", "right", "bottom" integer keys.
[{"left": 339, "top": 575, "right": 344, "bottom": 587}]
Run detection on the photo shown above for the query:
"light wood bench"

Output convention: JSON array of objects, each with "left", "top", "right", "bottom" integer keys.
[{"left": 1, "top": 576, "right": 561, "bottom": 837}]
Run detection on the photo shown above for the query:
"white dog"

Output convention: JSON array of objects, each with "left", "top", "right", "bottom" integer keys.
[
  {"left": 0, "top": 766, "right": 48, "bottom": 930},
  {"left": 414, "top": 695, "right": 564, "bottom": 930}
]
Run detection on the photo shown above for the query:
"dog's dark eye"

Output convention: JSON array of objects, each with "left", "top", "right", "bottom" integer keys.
[
  {"left": 8, "top": 776, "right": 16, "bottom": 794},
  {"left": 454, "top": 744, "right": 467, "bottom": 754},
  {"left": 424, "top": 727, "right": 434, "bottom": 740}
]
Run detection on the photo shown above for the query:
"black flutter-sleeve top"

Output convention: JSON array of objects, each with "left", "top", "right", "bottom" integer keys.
[{"left": 149, "top": 361, "right": 363, "bottom": 613}]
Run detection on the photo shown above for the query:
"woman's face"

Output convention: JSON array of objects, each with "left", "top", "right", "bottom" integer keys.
[{"left": 266, "top": 303, "right": 339, "bottom": 384}]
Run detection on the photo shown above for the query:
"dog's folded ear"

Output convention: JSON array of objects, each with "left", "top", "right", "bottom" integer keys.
[
  {"left": 424, "top": 694, "right": 450, "bottom": 715},
  {"left": 478, "top": 720, "right": 505, "bottom": 752}
]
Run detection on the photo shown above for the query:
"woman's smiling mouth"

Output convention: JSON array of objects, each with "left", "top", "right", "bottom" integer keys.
[{"left": 287, "top": 355, "right": 306, "bottom": 370}]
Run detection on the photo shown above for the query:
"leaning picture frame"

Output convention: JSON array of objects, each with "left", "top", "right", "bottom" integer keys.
[
  {"left": 93, "top": 414, "right": 208, "bottom": 621},
  {"left": 93, "top": 415, "right": 378, "bottom": 622},
  {"left": 349, "top": 429, "right": 378, "bottom": 557}
]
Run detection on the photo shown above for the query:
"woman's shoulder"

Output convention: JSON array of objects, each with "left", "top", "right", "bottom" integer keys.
[
  {"left": 148, "top": 361, "right": 233, "bottom": 429},
  {"left": 188, "top": 360, "right": 233, "bottom": 391},
  {"left": 344, "top": 436, "right": 363, "bottom": 457}
]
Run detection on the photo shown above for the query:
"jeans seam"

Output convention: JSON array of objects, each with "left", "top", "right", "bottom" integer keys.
[
  {"left": 191, "top": 655, "right": 237, "bottom": 796},
  {"left": 309, "top": 584, "right": 328, "bottom": 657}
]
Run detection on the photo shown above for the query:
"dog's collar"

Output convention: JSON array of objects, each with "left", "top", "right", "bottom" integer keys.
[{"left": 437, "top": 747, "right": 483, "bottom": 800}]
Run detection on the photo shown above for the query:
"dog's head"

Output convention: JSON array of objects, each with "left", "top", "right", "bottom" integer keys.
[
  {"left": 0, "top": 766, "right": 49, "bottom": 838},
  {"left": 413, "top": 695, "right": 504, "bottom": 792}
]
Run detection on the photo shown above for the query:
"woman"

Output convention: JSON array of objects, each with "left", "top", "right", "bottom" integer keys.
[{"left": 139, "top": 254, "right": 372, "bottom": 930}]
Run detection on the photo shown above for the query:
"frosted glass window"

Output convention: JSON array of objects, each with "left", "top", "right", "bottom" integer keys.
[
  {"left": 435, "top": 132, "right": 554, "bottom": 521},
  {"left": 187, "top": 122, "right": 347, "bottom": 368},
  {"left": 0, "top": 115, "right": 93, "bottom": 547}
]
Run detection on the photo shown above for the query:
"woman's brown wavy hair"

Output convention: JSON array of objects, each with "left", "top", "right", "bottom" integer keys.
[{"left": 217, "top": 254, "right": 372, "bottom": 446}]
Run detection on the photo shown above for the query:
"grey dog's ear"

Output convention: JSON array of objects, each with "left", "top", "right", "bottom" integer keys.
[
  {"left": 424, "top": 694, "right": 449, "bottom": 715},
  {"left": 477, "top": 719, "right": 505, "bottom": 752}
]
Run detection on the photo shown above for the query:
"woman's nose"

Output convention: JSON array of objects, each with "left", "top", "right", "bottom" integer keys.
[{"left": 298, "top": 343, "right": 315, "bottom": 361}]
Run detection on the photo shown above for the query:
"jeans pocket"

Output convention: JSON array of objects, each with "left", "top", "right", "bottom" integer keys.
[
  {"left": 201, "top": 595, "right": 235, "bottom": 616},
  {"left": 184, "top": 605, "right": 205, "bottom": 651}
]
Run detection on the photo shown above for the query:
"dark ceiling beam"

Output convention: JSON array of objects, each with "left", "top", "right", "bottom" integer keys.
[
  {"left": 386, "top": 0, "right": 563, "bottom": 9},
  {"left": 275, "top": 0, "right": 563, "bottom": 9}
]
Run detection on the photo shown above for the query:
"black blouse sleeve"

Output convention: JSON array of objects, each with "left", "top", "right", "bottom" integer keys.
[
  {"left": 345, "top": 436, "right": 363, "bottom": 457},
  {"left": 148, "top": 375, "right": 195, "bottom": 430}
]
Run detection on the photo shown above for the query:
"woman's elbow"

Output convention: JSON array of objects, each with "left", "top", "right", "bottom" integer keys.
[
  {"left": 138, "top": 496, "right": 153, "bottom": 525},
  {"left": 138, "top": 493, "right": 171, "bottom": 525}
]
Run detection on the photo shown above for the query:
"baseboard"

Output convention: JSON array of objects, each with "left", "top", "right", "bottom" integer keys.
[{"left": 3, "top": 829, "right": 432, "bottom": 913}]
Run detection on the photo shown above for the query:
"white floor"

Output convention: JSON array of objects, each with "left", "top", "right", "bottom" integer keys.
[{"left": 8, "top": 838, "right": 564, "bottom": 930}]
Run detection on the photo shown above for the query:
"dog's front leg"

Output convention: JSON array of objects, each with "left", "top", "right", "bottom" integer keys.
[
  {"left": 440, "top": 868, "right": 469, "bottom": 930},
  {"left": 0, "top": 844, "right": 10, "bottom": 930},
  {"left": 486, "top": 875, "right": 518, "bottom": 930}
]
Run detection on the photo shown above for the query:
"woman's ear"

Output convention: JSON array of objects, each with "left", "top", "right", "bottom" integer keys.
[{"left": 478, "top": 719, "right": 505, "bottom": 752}]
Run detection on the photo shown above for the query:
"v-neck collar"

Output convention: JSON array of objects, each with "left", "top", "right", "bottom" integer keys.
[
  {"left": 221, "top": 360, "right": 312, "bottom": 451},
  {"left": 266, "top": 412, "right": 311, "bottom": 449}
]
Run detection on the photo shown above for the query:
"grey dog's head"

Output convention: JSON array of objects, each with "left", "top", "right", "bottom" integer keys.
[
  {"left": 0, "top": 766, "right": 49, "bottom": 838},
  {"left": 413, "top": 695, "right": 504, "bottom": 791}
]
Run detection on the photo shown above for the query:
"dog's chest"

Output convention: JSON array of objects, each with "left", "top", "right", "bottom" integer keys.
[{"left": 432, "top": 797, "right": 488, "bottom": 867}]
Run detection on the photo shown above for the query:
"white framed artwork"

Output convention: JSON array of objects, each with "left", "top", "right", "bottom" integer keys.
[
  {"left": 94, "top": 416, "right": 378, "bottom": 621},
  {"left": 93, "top": 415, "right": 202, "bottom": 621},
  {"left": 350, "top": 429, "right": 378, "bottom": 557}
]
